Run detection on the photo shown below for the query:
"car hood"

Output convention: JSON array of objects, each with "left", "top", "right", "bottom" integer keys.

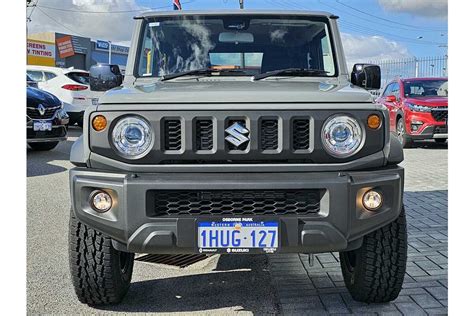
[
  {"left": 99, "top": 80, "right": 373, "bottom": 105},
  {"left": 27, "top": 87, "right": 61, "bottom": 107},
  {"left": 404, "top": 97, "right": 448, "bottom": 107}
]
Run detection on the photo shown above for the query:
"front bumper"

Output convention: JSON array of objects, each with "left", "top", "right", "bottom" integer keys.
[
  {"left": 70, "top": 166, "right": 404, "bottom": 254},
  {"left": 404, "top": 112, "right": 448, "bottom": 140},
  {"left": 26, "top": 125, "right": 68, "bottom": 143}
]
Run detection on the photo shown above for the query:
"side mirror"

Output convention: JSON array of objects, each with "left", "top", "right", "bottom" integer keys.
[
  {"left": 385, "top": 95, "right": 397, "bottom": 103},
  {"left": 89, "top": 64, "right": 123, "bottom": 92},
  {"left": 351, "top": 64, "right": 381, "bottom": 90}
]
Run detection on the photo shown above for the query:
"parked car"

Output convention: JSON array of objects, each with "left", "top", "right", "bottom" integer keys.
[
  {"left": 69, "top": 10, "right": 408, "bottom": 306},
  {"left": 27, "top": 84, "right": 69, "bottom": 151},
  {"left": 26, "top": 65, "right": 102, "bottom": 127},
  {"left": 377, "top": 77, "right": 448, "bottom": 147}
]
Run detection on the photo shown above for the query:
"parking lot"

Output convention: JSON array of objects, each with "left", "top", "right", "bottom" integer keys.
[{"left": 27, "top": 128, "right": 447, "bottom": 315}]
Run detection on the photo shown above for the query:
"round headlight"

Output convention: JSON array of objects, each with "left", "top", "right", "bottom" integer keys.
[
  {"left": 321, "top": 115, "right": 365, "bottom": 158},
  {"left": 112, "top": 116, "right": 154, "bottom": 159}
]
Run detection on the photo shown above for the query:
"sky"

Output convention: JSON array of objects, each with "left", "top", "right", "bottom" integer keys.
[{"left": 27, "top": 0, "right": 448, "bottom": 64}]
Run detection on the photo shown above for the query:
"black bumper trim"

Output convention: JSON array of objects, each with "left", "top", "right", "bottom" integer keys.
[{"left": 70, "top": 166, "right": 404, "bottom": 254}]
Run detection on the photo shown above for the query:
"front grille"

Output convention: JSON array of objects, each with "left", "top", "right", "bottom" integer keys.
[
  {"left": 148, "top": 189, "right": 323, "bottom": 217},
  {"left": 196, "top": 119, "right": 213, "bottom": 150},
  {"left": 164, "top": 119, "right": 182, "bottom": 150},
  {"left": 292, "top": 119, "right": 310, "bottom": 150},
  {"left": 26, "top": 107, "right": 58, "bottom": 119},
  {"left": 431, "top": 108, "right": 448, "bottom": 121},
  {"left": 260, "top": 119, "right": 279, "bottom": 150}
]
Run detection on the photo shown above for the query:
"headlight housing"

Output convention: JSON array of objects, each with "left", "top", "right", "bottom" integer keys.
[
  {"left": 405, "top": 102, "right": 431, "bottom": 112},
  {"left": 112, "top": 116, "right": 154, "bottom": 159},
  {"left": 321, "top": 114, "right": 365, "bottom": 158}
]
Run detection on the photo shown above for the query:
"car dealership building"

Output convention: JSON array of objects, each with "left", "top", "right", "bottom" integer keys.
[{"left": 27, "top": 32, "right": 129, "bottom": 70}]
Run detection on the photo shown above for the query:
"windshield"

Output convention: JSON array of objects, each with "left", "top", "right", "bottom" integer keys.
[
  {"left": 136, "top": 15, "right": 337, "bottom": 78},
  {"left": 403, "top": 79, "right": 448, "bottom": 97}
]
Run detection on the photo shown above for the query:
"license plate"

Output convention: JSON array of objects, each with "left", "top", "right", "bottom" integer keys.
[
  {"left": 198, "top": 220, "right": 279, "bottom": 253},
  {"left": 91, "top": 98, "right": 99, "bottom": 105},
  {"left": 33, "top": 121, "right": 52, "bottom": 131}
]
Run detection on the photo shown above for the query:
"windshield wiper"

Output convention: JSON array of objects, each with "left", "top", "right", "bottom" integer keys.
[
  {"left": 253, "top": 68, "right": 329, "bottom": 81},
  {"left": 161, "top": 67, "right": 246, "bottom": 81}
]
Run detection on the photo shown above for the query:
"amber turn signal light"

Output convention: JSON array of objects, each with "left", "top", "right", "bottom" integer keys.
[
  {"left": 367, "top": 114, "right": 381, "bottom": 129},
  {"left": 92, "top": 115, "right": 107, "bottom": 131}
]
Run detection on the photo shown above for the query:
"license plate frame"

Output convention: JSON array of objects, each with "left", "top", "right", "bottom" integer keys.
[
  {"left": 33, "top": 121, "right": 52, "bottom": 131},
  {"left": 197, "top": 218, "right": 280, "bottom": 254}
]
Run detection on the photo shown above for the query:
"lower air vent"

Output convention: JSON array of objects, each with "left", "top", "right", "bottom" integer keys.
[
  {"left": 196, "top": 119, "right": 214, "bottom": 150},
  {"left": 164, "top": 119, "right": 182, "bottom": 150},
  {"left": 148, "top": 189, "right": 323, "bottom": 217},
  {"left": 292, "top": 119, "right": 310, "bottom": 150},
  {"left": 260, "top": 119, "right": 279, "bottom": 150}
]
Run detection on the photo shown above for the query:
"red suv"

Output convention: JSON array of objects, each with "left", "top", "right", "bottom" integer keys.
[{"left": 377, "top": 77, "right": 448, "bottom": 147}]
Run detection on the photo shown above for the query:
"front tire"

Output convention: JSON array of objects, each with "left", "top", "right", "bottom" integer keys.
[
  {"left": 340, "top": 206, "right": 407, "bottom": 303},
  {"left": 29, "top": 142, "right": 59, "bottom": 151},
  {"left": 435, "top": 138, "right": 447, "bottom": 144},
  {"left": 396, "top": 118, "right": 413, "bottom": 148},
  {"left": 69, "top": 210, "right": 134, "bottom": 305}
]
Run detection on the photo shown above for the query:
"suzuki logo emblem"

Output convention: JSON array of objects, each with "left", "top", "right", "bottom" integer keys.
[
  {"left": 37, "top": 104, "right": 46, "bottom": 116},
  {"left": 225, "top": 122, "right": 250, "bottom": 147}
]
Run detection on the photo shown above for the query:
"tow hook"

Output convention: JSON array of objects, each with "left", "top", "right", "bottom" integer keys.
[{"left": 308, "top": 253, "right": 315, "bottom": 267}]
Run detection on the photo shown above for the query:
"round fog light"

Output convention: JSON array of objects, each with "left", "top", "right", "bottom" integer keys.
[
  {"left": 90, "top": 190, "right": 112, "bottom": 213},
  {"left": 363, "top": 190, "right": 383, "bottom": 211}
]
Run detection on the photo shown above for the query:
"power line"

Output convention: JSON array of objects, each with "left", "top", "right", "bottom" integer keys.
[
  {"left": 334, "top": 0, "right": 447, "bottom": 31},
  {"left": 27, "top": 0, "right": 40, "bottom": 21},
  {"left": 37, "top": 0, "right": 195, "bottom": 14},
  {"left": 36, "top": 7, "right": 89, "bottom": 37},
  {"left": 340, "top": 22, "right": 445, "bottom": 47},
  {"left": 317, "top": 0, "right": 445, "bottom": 33},
  {"left": 265, "top": 0, "right": 446, "bottom": 46}
]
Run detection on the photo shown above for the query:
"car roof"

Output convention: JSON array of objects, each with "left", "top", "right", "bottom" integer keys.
[
  {"left": 137, "top": 10, "right": 335, "bottom": 19},
  {"left": 26, "top": 65, "right": 88, "bottom": 74},
  {"left": 400, "top": 77, "right": 448, "bottom": 82}
]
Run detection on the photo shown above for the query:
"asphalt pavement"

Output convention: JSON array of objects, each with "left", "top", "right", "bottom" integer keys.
[{"left": 27, "top": 128, "right": 447, "bottom": 315}]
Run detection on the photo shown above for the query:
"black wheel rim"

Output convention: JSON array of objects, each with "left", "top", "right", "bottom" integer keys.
[
  {"left": 397, "top": 120, "right": 405, "bottom": 143},
  {"left": 119, "top": 251, "right": 130, "bottom": 274}
]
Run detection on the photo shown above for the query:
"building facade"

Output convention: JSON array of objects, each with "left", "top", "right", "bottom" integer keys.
[{"left": 27, "top": 32, "right": 129, "bottom": 70}]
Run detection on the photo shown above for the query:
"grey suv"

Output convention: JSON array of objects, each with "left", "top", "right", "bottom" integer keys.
[{"left": 69, "top": 10, "right": 406, "bottom": 306}]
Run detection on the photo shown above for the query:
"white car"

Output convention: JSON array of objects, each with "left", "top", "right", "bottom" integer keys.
[{"left": 27, "top": 65, "right": 103, "bottom": 127}]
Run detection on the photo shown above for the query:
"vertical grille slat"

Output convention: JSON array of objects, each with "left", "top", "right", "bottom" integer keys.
[
  {"left": 292, "top": 119, "right": 310, "bottom": 150},
  {"left": 196, "top": 119, "right": 214, "bottom": 150},
  {"left": 164, "top": 119, "right": 182, "bottom": 150},
  {"left": 260, "top": 119, "right": 279, "bottom": 150}
]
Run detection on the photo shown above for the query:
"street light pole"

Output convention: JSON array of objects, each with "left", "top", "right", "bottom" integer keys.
[
  {"left": 239, "top": 0, "right": 244, "bottom": 9},
  {"left": 108, "top": 41, "right": 112, "bottom": 64}
]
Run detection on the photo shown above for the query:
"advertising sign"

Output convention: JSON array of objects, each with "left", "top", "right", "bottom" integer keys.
[
  {"left": 96, "top": 40, "right": 109, "bottom": 50},
  {"left": 27, "top": 39, "right": 55, "bottom": 66},
  {"left": 56, "top": 36, "right": 75, "bottom": 58},
  {"left": 96, "top": 40, "right": 129, "bottom": 55}
]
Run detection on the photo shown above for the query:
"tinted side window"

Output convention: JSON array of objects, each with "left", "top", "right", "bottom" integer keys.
[
  {"left": 27, "top": 71, "right": 44, "bottom": 82},
  {"left": 44, "top": 72, "right": 57, "bottom": 81},
  {"left": 66, "top": 72, "right": 90, "bottom": 84}
]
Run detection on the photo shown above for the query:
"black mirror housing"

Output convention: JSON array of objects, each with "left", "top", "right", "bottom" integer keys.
[
  {"left": 89, "top": 64, "right": 123, "bottom": 92},
  {"left": 351, "top": 64, "right": 381, "bottom": 90}
]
